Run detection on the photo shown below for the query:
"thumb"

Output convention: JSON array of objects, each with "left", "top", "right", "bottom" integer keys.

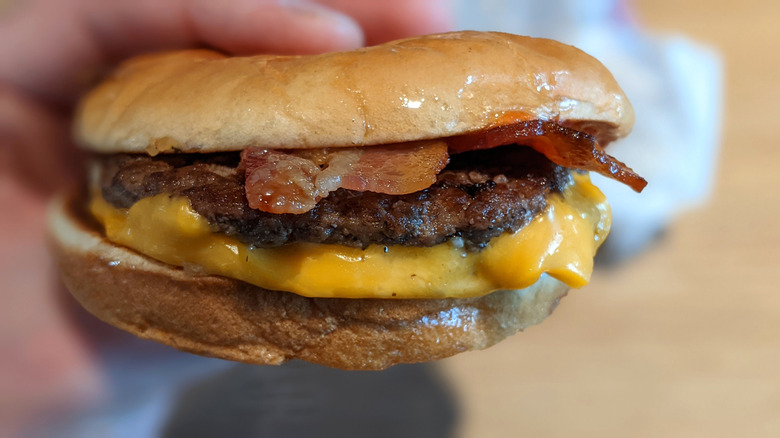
[
  {"left": 187, "top": 0, "right": 365, "bottom": 55},
  {"left": 88, "top": 0, "right": 367, "bottom": 59},
  {"left": 1, "top": 0, "right": 366, "bottom": 105}
]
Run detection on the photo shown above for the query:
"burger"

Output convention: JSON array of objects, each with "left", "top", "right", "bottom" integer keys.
[{"left": 48, "top": 31, "right": 645, "bottom": 370}]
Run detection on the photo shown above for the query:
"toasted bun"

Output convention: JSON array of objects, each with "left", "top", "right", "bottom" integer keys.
[
  {"left": 48, "top": 195, "right": 569, "bottom": 370},
  {"left": 75, "top": 31, "right": 633, "bottom": 155}
]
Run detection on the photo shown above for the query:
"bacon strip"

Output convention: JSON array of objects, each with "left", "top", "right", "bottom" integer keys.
[
  {"left": 243, "top": 120, "right": 646, "bottom": 214},
  {"left": 447, "top": 120, "right": 647, "bottom": 192},
  {"left": 242, "top": 141, "right": 449, "bottom": 214},
  {"left": 339, "top": 141, "right": 449, "bottom": 194},
  {"left": 242, "top": 148, "right": 321, "bottom": 213}
]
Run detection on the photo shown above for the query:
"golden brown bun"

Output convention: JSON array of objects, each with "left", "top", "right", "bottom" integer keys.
[
  {"left": 48, "top": 195, "right": 569, "bottom": 370},
  {"left": 75, "top": 31, "right": 633, "bottom": 155}
]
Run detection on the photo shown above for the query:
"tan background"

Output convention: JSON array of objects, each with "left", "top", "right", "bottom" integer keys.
[{"left": 442, "top": 1, "right": 780, "bottom": 436}]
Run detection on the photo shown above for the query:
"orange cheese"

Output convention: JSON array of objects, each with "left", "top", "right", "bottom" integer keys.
[{"left": 90, "top": 173, "right": 610, "bottom": 298}]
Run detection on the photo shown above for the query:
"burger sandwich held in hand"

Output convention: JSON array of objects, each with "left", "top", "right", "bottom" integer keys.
[{"left": 49, "top": 31, "right": 646, "bottom": 370}]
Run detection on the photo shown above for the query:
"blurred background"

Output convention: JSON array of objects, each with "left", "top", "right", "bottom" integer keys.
[
  {"left": 443, "top": 0, "right": 780, "bottom": 436},
  {"left": 3, "top": 0, "right": 779, "bottom": 436}
]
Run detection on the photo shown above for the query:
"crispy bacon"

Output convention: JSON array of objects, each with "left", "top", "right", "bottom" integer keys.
[
  {"left": 242, "top": 141, "right": 449, "bottom": 214},
  {"left": 242, "top": 148, "right": 321, "bottom": 213},
  {"left": 447, "top": 120, "right": 647, "bottom": 192},
  {"left": 243, "top": 120, "right": 646, "bottom": 214},
  {"left": 339, "top": 141, "right": 449, "bottom": 194}
]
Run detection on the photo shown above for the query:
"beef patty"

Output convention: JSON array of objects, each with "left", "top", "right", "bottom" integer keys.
[{"left": 96, "top": 146, "right": 571, "bottom": 250}]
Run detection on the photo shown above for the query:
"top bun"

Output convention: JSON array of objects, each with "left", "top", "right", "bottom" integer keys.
[{"left": 75, "top": 31, "right": 633, "bottom": 154}]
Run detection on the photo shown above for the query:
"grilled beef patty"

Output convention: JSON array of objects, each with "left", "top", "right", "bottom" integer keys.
[{"left": 97, "top": 145, "right": 570, "bottom": 249}]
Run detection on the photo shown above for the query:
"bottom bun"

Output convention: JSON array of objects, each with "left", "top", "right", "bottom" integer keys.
[{"left": 48, "top": 196, "right": 570, "bottom": 370}]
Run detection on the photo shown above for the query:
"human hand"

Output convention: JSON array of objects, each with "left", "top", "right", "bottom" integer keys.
[{"left": 0, "top": 0, "right": 453, "bottom": 434}]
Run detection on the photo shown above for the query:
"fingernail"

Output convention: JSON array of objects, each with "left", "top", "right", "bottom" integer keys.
[{"left": 277, "top": 0, "right": 365, "bottom": 50}]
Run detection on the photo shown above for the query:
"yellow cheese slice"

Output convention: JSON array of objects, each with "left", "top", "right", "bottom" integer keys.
[{"left": 90, "top": 173, "right": 610, "bottom": 298}]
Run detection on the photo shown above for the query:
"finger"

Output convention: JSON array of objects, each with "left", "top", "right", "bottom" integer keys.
[
  {"left": 0, "top": 0, "right": 365, "bottom": 105},
  {"left": 0, "top": 86, "right": 80, "bottom": 197},
  {"left": 317, "top": 0, "right": 455, "bottom": 45},
  {"left": 186, "top": 0, "right": 364, "bottom": 55},
  {"left": 0, "top": 175, "right": 103, "bottom": 434},
  {"left": 84, "top": 0, "right": 365, "bottom": 59}
]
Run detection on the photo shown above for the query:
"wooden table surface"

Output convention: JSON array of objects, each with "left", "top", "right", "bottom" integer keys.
[{"left": 442, "top": 1, "right": 780, "bottom": 436}]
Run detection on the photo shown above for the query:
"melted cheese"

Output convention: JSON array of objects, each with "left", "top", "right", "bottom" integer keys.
[{"left": 90, "top": 174, "right": 610, "bottom": 299}]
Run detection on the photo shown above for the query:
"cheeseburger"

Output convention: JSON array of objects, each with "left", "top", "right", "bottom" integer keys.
[{"left": 49, "top": 31, "right": 645, "bottom": 370}]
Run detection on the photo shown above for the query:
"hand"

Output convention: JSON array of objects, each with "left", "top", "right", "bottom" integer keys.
[{"left": 0, "top": 1, "right": 453, "bottom": 434}]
